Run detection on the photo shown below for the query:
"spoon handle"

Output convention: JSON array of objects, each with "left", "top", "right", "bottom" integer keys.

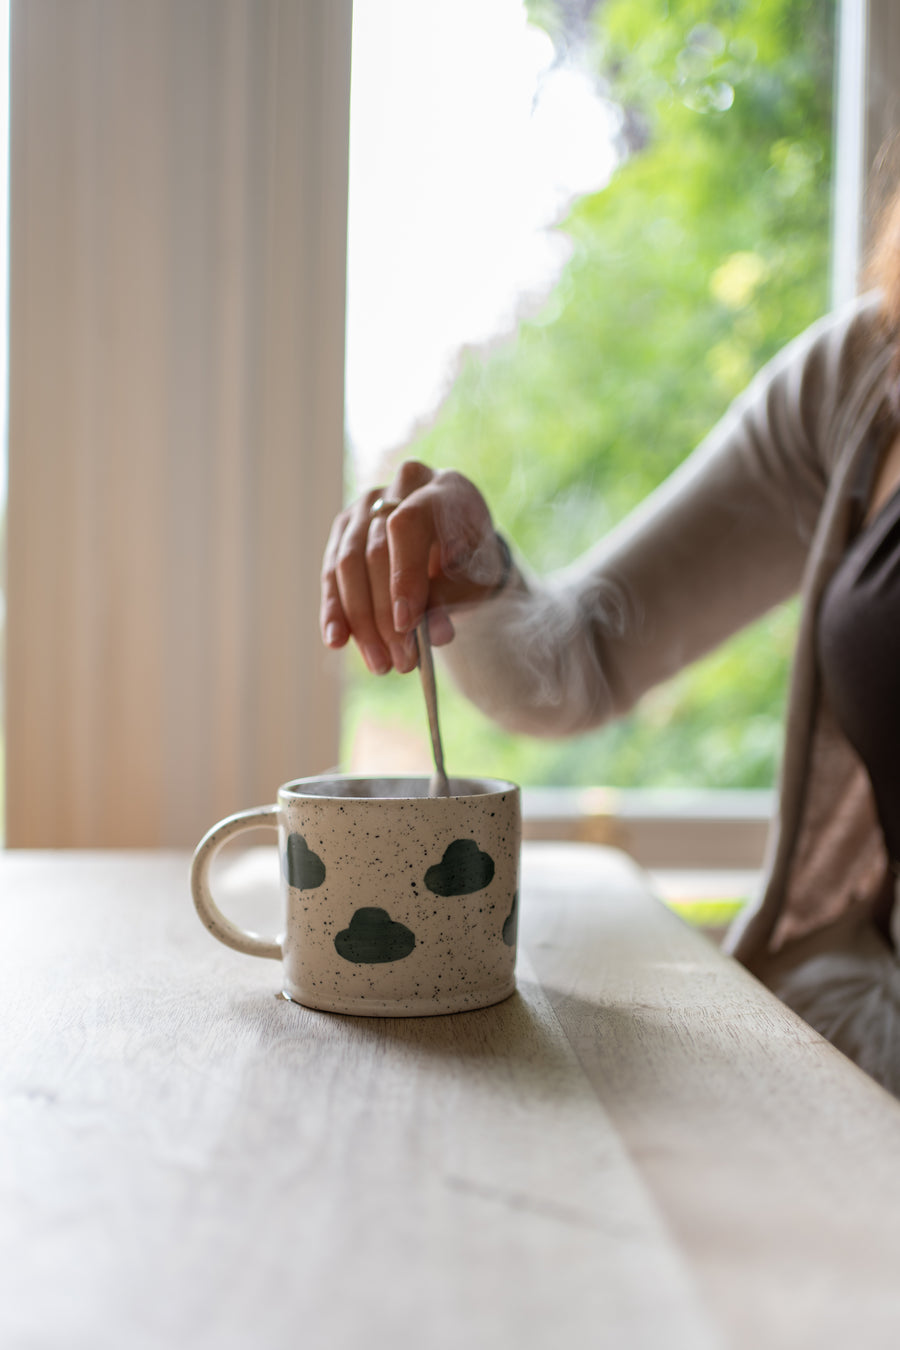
[{"left": 416, "top": 617, "right": 450, "bottom": 797}]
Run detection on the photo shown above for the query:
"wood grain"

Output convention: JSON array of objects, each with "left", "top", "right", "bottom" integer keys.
[
  {"left": 523, "top": 843, "right": 900, "bottom": 1350},
  {"left": 0, "top": 849, "right": 715, "bottom": 1350},
  {"left": 2, "top": 845, "right": 900, "bottom": 1349}
]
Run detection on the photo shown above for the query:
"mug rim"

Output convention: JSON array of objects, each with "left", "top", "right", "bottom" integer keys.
[{"left": 279, "top": 773, "right": 518, "bottom": 802}]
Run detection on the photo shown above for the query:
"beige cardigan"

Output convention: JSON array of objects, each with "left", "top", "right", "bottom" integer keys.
[{"left": 442, "top": 293, "right": 897, "bottom": 972}]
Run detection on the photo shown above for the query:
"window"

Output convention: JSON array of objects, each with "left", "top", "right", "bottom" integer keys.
[
  {"left": 343, "top": 0, "right": 835, "bottom": 792},
  {"left": 2, "top": 1, "right": 897, "bottom": 846}
]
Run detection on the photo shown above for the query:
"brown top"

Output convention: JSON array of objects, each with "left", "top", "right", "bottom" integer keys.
[
  {"left": 441, "top": 292, "right": 897, "bottom": 969},
  {"left": 818, "top": 479, "right": 900, "bottom": 866}
]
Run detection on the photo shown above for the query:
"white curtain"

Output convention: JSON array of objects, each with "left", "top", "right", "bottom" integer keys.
[{"left": 5, "top": 0, "right": 351, "bottom": 845}]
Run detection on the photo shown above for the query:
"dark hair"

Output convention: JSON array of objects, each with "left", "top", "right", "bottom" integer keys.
[
  {"left": 865, "top": 137, "right": 900, "bottom": 334},
  {"left": 862, "top": 140, "right": 900, "bottom": 412},
  {"left": 866, "top": 192, "right": 900, "bottom": 333}
]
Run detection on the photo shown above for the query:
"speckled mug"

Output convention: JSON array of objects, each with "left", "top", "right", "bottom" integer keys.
[{"left": 191, "top": 775, "right": 520, "bottom": 1016}]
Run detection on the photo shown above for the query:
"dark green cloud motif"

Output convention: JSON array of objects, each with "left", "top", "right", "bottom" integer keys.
[
  {"left": 284, "top": 833, "right": 326, "bottom": 891},
  {"left": 425, "top": 839, "right": 494, "bottom": 896},
  {"left": 502, "top": 892, "right": 518, "bottom": 947},
  {"left": 335, "top": 908, "right": 416, "bottom": 964}
]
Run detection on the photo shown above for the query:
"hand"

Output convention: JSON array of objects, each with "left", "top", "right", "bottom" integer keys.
[{"left": 320, "top": 460, "right": 505, "bottom": 674}]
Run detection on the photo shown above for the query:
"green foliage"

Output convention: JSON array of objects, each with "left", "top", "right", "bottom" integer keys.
[
  {"left": 666, "top": 898, "right": 748, "bottom": 928},
  {"left": 346, "top": 0, "right": 834, "bottom": 789}
]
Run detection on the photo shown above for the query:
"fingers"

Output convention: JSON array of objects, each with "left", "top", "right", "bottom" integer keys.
[
  {"left": 384, "top": 504, "right": 438, "bottom": 636},
  {"left": 325, "top": 489, "right": 392, "bottom": 674},
  {"left": 380, "top": 461, "right": 436, "bottom": 638},
  {"left": 365, "top": 509, "right": 419, "bottom": 673},
  {"left": 426, "top": 605, "right": 455, "bottom": 646},
  {"left": 391, "top": 470, "right": 503, "bottom": 624},
  {"left": 319, "top": 512, "right": 350, "bottom": 648},
  {"left": 319, "top": 461, "right": 496, "bottom": 674},
  {"left": 320, "top": 472, "right": 431, "bottom": 674}
]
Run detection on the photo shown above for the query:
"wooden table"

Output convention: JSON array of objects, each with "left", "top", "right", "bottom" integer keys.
[{"left": 2, "top": 843, "right": 900, "bottom": 1350}]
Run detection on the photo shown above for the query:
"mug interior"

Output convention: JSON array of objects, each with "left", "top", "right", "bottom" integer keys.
[{"left": 281, "top": 774, "right": 516, "bottom": 800}]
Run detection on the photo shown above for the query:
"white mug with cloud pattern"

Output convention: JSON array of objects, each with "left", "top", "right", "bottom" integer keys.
[{"left": 191, "top": 775, "right": 520, "bottom": 1016}]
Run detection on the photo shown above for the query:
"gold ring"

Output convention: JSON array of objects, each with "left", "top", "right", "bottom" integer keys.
[{"left": 369, "top": 496, "right": 401, "bottom": 520}]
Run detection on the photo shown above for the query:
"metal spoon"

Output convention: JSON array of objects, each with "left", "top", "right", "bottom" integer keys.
[{"left": 415, "top": 616, "right": 450, "bottom": 797}]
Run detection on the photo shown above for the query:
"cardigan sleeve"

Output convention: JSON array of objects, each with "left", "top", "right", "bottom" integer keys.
[{"left": 438, "top": 295, "right": 887, "bottom": 738}]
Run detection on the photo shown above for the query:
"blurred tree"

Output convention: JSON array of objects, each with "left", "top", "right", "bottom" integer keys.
[{"left": 346, "top": 0, "right": 834, "bottom": 789}]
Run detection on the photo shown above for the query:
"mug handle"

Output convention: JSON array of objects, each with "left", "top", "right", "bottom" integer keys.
[{"left": 191, "top": 806, "right": 283, "bottom": 960}]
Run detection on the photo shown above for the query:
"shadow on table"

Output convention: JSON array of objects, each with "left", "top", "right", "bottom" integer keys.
[{"left": 225, "top": 981, "right": 622, "bottom": 1110}]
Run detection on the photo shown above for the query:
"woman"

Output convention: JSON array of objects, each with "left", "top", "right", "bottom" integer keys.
[{"left": 320, "top": 201, "right": 900, "bottom": 1094}]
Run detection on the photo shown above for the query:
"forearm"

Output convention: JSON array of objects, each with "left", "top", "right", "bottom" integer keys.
[
  {"left": 439, "top": 562, "right": 631, "bottom": 738},
  {"left": 440, "top": 393, "right": 814, "bottom": 738}
]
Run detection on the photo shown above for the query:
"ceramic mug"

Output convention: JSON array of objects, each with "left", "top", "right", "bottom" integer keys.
[{"left": 191, "top": 774, "right": 520, "bottom": 1016}]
